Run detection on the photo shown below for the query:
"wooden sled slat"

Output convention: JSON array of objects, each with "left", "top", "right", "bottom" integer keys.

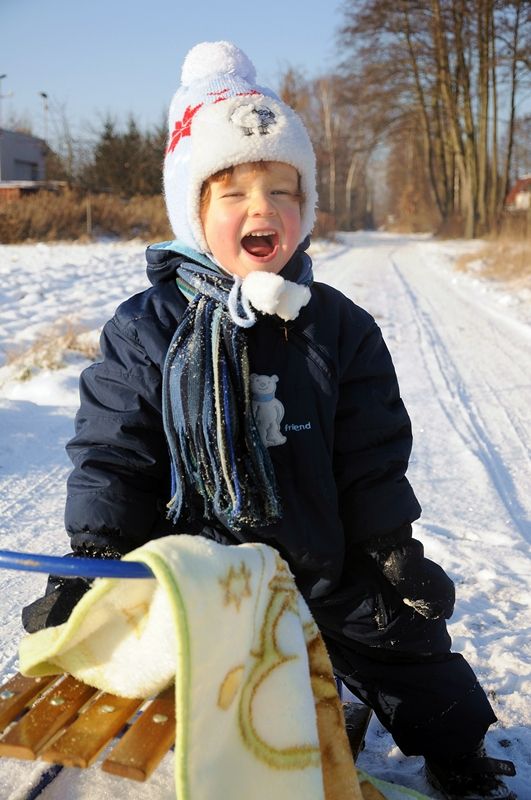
[
  {"left": 0, "top": 673, "right": 55, "bottom": 732},
  {"left": 0, "top": 674, "right": 372, "bottom": 788},
  {"left": 0, "top": 675, "right": 96, "bottom": 760},
  {"left": 102, "top": 685, "right": 175, "bottom": 782},
  {"left": 41, "top": 691, "right": 143, "bottom": 768}
]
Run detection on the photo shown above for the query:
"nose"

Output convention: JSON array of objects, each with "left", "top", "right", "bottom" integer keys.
[{"left": 249, "top": 190, "right": 276, "bottom": 217}]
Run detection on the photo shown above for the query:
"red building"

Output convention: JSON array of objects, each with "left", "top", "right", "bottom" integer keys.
[{"left": 505, "top": 175, "right": 531, "bottom": 211}]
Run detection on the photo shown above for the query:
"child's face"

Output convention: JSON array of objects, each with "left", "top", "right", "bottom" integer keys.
[{"left": 201, "top": 161, "right": 302, "bottom": 279}]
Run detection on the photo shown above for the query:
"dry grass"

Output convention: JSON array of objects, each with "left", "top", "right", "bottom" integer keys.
[
  {"left": 0, "top": 189, "right": 173, "bottom": 243},
  {"left": 3, "top": 319, "right": 100, "bottom": 382},
  {"left": 452, "top": 211, "right": 530, "bottom": 287},
  {"left": 455, "top": 239, "right": 530, "bottom": 288}
]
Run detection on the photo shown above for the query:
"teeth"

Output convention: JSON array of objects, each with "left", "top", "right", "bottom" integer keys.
[{"left": 246, "top": 231, "right": 276, "bottom": 237}]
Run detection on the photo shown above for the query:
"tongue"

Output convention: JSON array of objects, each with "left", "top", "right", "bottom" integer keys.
[{"left": 242, "top": 235, "right": 274, "bottom": 257}]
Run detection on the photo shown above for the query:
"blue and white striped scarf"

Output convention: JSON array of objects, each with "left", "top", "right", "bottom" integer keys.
[{"left": 161, "top": 247, "right": 313, "bottom": 533}]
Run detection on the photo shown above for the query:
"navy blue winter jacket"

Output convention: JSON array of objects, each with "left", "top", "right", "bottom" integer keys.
[{"left": 65, "top": 245, "right": 421, "bottom": 602}]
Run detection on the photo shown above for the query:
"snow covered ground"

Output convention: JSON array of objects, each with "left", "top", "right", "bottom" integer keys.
[{"left": 0, "top": 232, "right": 529, "bottom": 799}]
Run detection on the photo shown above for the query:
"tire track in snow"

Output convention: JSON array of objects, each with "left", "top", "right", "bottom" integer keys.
[{"left": 389, "top": 252, "right": 530, "bottom": 542}]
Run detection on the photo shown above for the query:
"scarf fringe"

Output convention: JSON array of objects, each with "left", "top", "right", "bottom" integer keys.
[{"left": 163, "top": 280, "right": 281, "bottom": 532}]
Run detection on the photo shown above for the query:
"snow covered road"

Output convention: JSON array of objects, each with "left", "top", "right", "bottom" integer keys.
[{"left": 0, "top": 233, "right": 529, "bottom": 798}]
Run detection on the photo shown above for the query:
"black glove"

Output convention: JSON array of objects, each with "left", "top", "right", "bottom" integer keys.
[
  {"left": 367, "top": 538, "right": 455, "bottom": 620},
  {"left": 21, "top": 544, "right": 123, "bottom": 634}
]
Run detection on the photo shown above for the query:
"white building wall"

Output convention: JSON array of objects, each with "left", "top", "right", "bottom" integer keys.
[
  {"left": 0, "top": 129, "right": 45, "bottom": 181},
  {"left": 515, "top": 191, "right": 530, "bottom": 211}
]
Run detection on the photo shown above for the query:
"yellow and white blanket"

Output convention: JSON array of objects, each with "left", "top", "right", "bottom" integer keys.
[{"left": 19, "top": 535, "right": 430, "bottom": 800}]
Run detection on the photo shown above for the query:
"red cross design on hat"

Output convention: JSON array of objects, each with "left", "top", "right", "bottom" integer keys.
[{"left": 166, "top": 102, "right": 204, "bottom": 154}]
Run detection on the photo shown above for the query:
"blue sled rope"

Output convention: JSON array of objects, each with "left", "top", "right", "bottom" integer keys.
[{"left": 0, "top": 550, "right": 153, "bottom": 579}]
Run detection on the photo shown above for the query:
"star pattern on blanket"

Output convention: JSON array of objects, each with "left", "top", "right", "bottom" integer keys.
[{"left": 219, "top": 562, "right": 252, "bottom": 610}]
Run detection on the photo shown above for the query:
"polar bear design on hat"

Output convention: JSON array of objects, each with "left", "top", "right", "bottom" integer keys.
[
  {"left": 230, "top": 104, "right": 277, "bottom": 136},
  {"left": 250, "top": 374, "right": 286, "bottom": 447}
]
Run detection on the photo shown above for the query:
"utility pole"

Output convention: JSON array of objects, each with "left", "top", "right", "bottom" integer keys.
[
  {"left": 39, "top": 92, "right": 49, "bottom": 142},
  {"left": 0, "top": 74, "right": 7, "bottom": 182},
  {"left": 0, "top": 74, "right": 7, "bottom": 130},
  {"left": 0, "top": 74, "right": 13, "bottom": 130}
]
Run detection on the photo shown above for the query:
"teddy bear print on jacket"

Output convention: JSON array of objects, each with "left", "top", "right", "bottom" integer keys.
[{"left": 250, "top": 374, "right": 286, "bottom": 447}]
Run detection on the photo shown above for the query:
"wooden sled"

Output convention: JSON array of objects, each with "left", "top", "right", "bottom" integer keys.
[
  {"left": 0, "top": 671, "right": 373, "bottom": 783},
  {"left": 0, "top": 672, "right": 174, "bottom": 781}
]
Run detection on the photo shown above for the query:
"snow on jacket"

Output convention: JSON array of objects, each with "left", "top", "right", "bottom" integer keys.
[{"left": 65, "top": 245, "right": 421, "bottom": 602}]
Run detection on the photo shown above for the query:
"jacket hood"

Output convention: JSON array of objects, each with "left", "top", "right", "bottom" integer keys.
[
  {"left": 145, "top": 236, "right": 313, "bottom": 287},
  {"left": 145, "top": 241, "right": 207, "bottom": 286}
]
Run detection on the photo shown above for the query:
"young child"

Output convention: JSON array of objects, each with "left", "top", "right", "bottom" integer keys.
[{"left": 23, "top": 42, "right": 515, "bottom": 800}]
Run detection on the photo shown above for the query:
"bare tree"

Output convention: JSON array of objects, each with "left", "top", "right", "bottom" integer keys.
[
  {"left": 279, "top": 67, "right": 382, "bottom": 229},
  {"left": 499, "top": 0, "right": 526, "bottom": 213},
  {"left": 338, "top": 0, "right": 531, "bottom": 236}
]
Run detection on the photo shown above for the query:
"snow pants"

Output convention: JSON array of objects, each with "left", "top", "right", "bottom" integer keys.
[{"left": 309, "top": 552, "right": 497, "bottom": 760}]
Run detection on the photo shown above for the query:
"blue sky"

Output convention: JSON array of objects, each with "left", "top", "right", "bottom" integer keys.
[{"left": 1, "top": 0, "right": 344, "bottom": 141}]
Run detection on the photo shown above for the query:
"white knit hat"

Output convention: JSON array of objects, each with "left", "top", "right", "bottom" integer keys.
[{"left": 163, "top": 41, "right": 317, "bottom": 253}]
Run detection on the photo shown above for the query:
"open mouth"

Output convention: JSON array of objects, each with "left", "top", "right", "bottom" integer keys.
[{"left": 241, "top": 230, "right": 279, "bottom": 258}]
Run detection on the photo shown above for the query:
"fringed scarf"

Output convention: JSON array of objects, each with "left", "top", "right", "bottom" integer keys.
[{"left": 162, "top": 250, "right": 313, "bottom": 533}]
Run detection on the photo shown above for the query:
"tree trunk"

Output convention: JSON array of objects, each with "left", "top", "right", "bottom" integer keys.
[
  {"left": 434, "top": 90, "right": 454, "bottom": 216},
  {"left": 476, "top": 0, "right": 491, "bottom": 232},
  {"left": 488, "top": 6, "right": 499, "bottom": 228},
  {"left": 320, "top": 80, "right": 337, "bottom": 215},
  {"left": 432, "top": 0, "right": 475, "bottom": 236},
  {"left": 452, "top": 0, "right": 478, "bottom": 234},
  {"left": 401, "top": 4, "right": 444, "bottom": 220},
  {"left": 500, "top": 0, "right": 522, "bottom": 214},
  {"left": 345, "top": 152, "right": 363, "bottom": 228}
]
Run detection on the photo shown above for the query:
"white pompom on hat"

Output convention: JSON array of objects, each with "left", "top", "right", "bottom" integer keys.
[
  {"left": 163, "top": 41, "right": 317, "bottom": 253},
  {"left": 181, "top": 41, "right": 256, "bottom": 86}
]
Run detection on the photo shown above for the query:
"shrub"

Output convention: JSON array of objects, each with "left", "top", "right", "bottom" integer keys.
[
  {"left": 2, "top": 319, "right": 100, "bottom": 383},
  {"left": 0, "top": 190, "right": 173, "bottom": 244}
]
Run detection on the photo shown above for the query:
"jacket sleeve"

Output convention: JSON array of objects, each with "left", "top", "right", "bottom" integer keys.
[
  {"left": 333, "top": 306, "right": 421, "bottom": 549},
  {"left": 64, "top": 314, "right": 173, "bottom": 554}
]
